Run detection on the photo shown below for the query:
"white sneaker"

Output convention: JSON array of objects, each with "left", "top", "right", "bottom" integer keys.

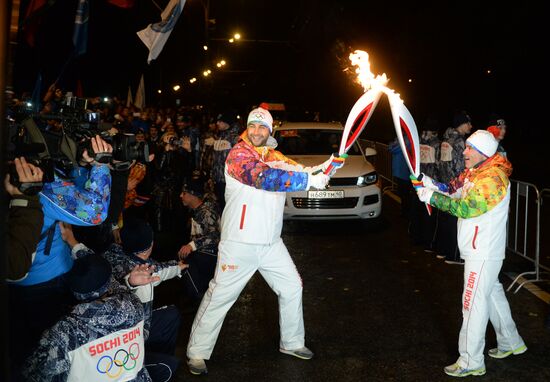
[
  {"left": 488, "top": 344, "right": 527, "bottom": 359},
  {"left": 188, "top": 358, "right": 207, "bottom": 375},
  {"left": 279, "top": 346, "right": 314, "bottom": 360},
  {"left": 444, "top": 363, "right": 486, "bottom": 377}
]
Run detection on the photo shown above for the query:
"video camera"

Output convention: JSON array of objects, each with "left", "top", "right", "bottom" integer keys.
[{"left": 7, "top": 96, "right": 150, "bottom": 182}]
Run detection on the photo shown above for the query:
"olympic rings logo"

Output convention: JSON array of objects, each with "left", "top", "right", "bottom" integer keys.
[{"left": 96, "top": 342, "right": 140, "bottom": 378}]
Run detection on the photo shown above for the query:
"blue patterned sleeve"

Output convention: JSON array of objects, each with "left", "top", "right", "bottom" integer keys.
[
  {"left": 226, "top": 146, "right": 309, "bottom": 192},
  {"left": 40, "top": 165, "right": 112, "bottom": 226}
]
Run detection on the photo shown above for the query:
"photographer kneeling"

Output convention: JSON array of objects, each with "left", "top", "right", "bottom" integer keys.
[{"left": 7, "top": 135, "right": 113, "bottom": 379}]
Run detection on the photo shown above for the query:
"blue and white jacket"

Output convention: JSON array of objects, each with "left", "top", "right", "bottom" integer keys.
[{"left": 10, "top": 165, "right": 111, "bottom": 286}]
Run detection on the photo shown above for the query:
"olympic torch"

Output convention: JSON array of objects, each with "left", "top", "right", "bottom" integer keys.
[
  {"left": 386, "top": 90, "right": 432, "bottom": 214},
  {"left": 325, "top": 51, "right": 386, "bottom": 175}
]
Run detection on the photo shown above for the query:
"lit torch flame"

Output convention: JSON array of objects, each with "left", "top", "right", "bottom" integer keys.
[
  {"left": 346, "top": 49, "right": 430, "bottom": 214},
  {"left": 349, "top": 50, "right": 389, "bottom": 92}
]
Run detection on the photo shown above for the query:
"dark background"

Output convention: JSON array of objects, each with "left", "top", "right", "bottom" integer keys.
[{"left": 10, "top": 0, "right": 549, "bottom": 186}]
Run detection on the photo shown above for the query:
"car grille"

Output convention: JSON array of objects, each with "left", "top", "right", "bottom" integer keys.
[
  {"left": 292, "top": 197, "right": 359, "bottom": 209},
  {"left": 329, "top": 177, "right": 357, "bottom": 186}
]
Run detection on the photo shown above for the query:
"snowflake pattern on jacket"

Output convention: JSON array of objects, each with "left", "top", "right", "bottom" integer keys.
[
  {"left": 23, "top": 278, "right": 151, "bottom": 381},
  {"left": 74, "top": 243, "right": 179, "bottom": 337},
  {"left": 430, "top": 154, "right": 512, "bottom": 219},
  {"left": 190, "top": 196, "right": 220, "bottom": 254},
  {"left": 438, "top": 127, "right": 466, "bottom": 183},
  {"left": 226, "top": 133, "right": 309, "bottom": 192}
]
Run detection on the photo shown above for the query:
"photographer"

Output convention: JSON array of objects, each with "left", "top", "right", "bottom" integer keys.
[
  {"left": 150, "top": 131, "right": 191, "bottom": 233},
  {"left": 8, "top": 135, "right": 113, "bottom": 378},
  {"left": 5, "top": 157, "right": 44, "bottom": 280}
]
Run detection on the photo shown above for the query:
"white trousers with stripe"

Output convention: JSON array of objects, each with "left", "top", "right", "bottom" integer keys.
[
  {"left": 457, "top": 259, "right": 525, "bottom": 369},
  {"left": 187, "top": 238, "right": 305, "bottom": 360}
]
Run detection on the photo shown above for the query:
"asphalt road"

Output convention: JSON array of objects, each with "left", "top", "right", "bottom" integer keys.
[{"left": 155, "top": 194, "right": 550, "bottom": 382}]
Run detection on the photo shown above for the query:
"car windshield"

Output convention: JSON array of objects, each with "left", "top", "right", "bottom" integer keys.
[{"left": 274, "top": 129, "right": 362, "bottom": 155}]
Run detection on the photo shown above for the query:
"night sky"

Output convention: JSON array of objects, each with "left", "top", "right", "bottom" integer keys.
[{"left": 11, "top": 0, "right": 549, "bottom": 185}]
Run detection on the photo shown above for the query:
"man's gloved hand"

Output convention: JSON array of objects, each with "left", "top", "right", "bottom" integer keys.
[
  {"left": 416, "top": 187, "right": 434, "bottom": 204},
  {"left": 410, "top": 173, "right": 440, "bottom": 191},
  {"left": 307, "top": 173, "right": 330, "bottom": 190},
  {"left": 322, "top": 153, "right": 347, "bottom": 177},
  {"left": 410, "top": 174, "right": 423, "bottom": 189}
]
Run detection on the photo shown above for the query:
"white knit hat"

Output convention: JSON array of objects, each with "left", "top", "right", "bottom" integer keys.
[
  {"left": 466, "top": 130, "right": 498, "bottom": 157},
  {"left": 247, "top": 107, "right": 273, "bottom": 132}
]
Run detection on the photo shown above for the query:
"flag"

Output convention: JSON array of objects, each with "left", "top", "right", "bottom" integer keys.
[
  {"left": 75, "top": 79, "right": 84, "bottom": 97},
  {"left": 134, "top": 75, "right": 145, "bottom": 110},
  {"left": 30, "top": 72, "right": 42, "bottom": 112},
  {"left": 22, "top": 0, "right": 49, "bottom": 47},
  {"left": 107, "top": 0, "right": 135, "bottom": 9},
  {"left": 73, "top": 0, "right": 89, "bottom": 56},
  {"left": 127, "top": 86, "right": 133, "bottom": 107},
  {"left": 137, "top": 0, "right": 186, "bottom": 64}
]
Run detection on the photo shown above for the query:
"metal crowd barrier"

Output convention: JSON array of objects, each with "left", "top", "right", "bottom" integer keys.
[{"left": 506, "top": 181, "right": 550, "bottom": 293}]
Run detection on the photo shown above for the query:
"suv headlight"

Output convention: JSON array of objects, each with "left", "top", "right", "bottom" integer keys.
[{"left": 357, "top": 171, "right": 377, "bottom": 186}]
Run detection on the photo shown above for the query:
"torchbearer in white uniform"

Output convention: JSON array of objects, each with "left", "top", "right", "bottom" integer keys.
[
  {"left": 186, "top": 107, "right": 345, "bottom": 375},
  {"left": 412, "top": 130, "right": 526, "bottom": 377}
]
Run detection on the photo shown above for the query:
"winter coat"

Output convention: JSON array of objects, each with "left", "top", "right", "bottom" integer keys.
[
  {"left": 10, "top": 165, "right": 111, "bottom": 285},
  {"left": 429, "top": 154, "right": 513, "bottom": 260},
  {"left": 439, "top": 127, "right": 466, "bottom": 183},
  {"left": 221, "top": 133, "right": 309, "bottom": 244}
]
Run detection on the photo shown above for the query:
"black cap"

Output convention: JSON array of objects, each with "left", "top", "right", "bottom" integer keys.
[
  {"left": 120, "top": 219, "right": 154, "bottom": 255},
  {"left": 217, "top": 111, "right": 237, "bottom": 125},
  {"left": 453, "top": 111, "right": 471, "bottom": 128},
  {"left": 67, "top": 255, "right": 112, "bottom": 301},
  {"left": 182, "top": 172, "right": 206, "bottom": 198}
]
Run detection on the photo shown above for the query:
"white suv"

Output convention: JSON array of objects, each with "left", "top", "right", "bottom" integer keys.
[{"left": 272, "top": 122, "right": 382, "bottom": 220}]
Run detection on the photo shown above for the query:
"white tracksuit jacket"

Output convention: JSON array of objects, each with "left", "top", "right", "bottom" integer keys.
[
  {"left": 187, "top": 136, "right": 313, "bottom": 360},
  {"left": 429, "top": 154, "right": 525, "bottom": 371}
]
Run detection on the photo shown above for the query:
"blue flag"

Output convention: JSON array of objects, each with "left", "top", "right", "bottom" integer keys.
[
  {"left": 73, "top": 0, "right": 89, "bottom": 56},
  {"left": 137, "top": 0, "right": 187, "bottom": 64},
  {"left": 31, "top": 72, "right": 42, "bottom": 112}
]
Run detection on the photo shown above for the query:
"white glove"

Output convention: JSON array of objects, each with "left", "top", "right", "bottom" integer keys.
[
  {"left": 307, "top": 173, "right": 330, "bottom": 190},
  {"left": 419, "top": 173, "right": 437, "bottom": 191},
  {"left": 322, "top": 154, "right": 346, "bottom": 177},
  {"left": 416, "top": 187, "right": 434, "bottom": 204}
]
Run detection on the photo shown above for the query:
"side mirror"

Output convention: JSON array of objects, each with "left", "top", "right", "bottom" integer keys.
[{"left": 364, "top": 147, "right": 377, "bottom": 156}]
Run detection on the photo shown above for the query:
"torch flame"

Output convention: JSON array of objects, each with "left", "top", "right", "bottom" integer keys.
[{"left": 349, "top": 50, "right": 403, "bottom": 103}]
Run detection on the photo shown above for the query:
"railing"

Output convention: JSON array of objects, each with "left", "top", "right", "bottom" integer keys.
[{"left": 506, "top": 181, "right": 550, "bottom": 293}]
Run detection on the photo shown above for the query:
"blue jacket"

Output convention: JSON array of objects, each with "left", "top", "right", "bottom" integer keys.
[
  {"left": 389, "top": 140, "right": 410, "bottom": 181},
  {"left": 11, "top": 165, "right": 111, "bottom": 286}
]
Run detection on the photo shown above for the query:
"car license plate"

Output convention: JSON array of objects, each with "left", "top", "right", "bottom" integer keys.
[{"left": 308, "top": 190, "right": 344, "bottom": 199}]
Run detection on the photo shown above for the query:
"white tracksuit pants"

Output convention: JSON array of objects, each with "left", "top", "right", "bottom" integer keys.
[
  {"left": 457, "top": 259, "right": 525, "bottom": 369},
  {"left": 187, "top": 238, "right": 305, "bottom": 360}
]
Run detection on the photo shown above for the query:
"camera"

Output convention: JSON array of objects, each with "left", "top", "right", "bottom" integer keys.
[
  {"left": 168, "top": 136, "right": 184, "bottom": 147},
  {"left": 88, "top": 133, "right": 150, "bottom": 164}
]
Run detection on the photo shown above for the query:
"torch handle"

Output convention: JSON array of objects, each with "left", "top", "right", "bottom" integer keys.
[{"left": 415, "top": 174, "right": 432, "bottom": 216}]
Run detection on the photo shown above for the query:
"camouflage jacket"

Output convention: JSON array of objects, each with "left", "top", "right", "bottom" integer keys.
[
  {"left": 439, "top": 127, "right": 466, "bottom": 183},
  {"left": 211, "top": 123, "right": 240, "bottom": 183},
  {"left": 190, "top": 196, "right": 220, "bottom": 255}
]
